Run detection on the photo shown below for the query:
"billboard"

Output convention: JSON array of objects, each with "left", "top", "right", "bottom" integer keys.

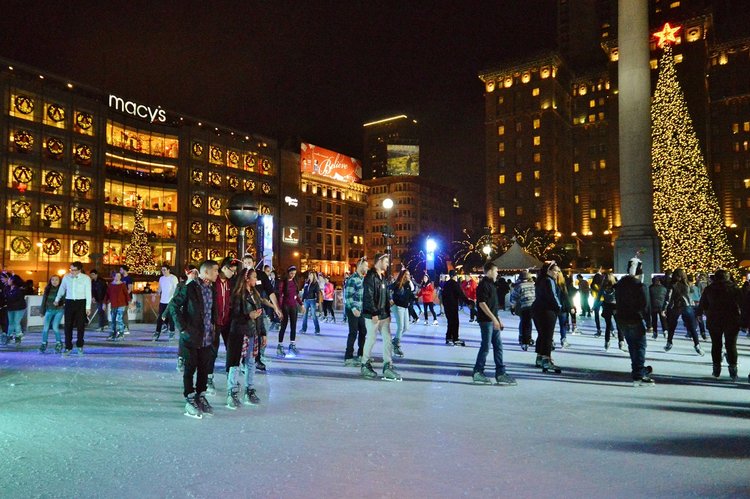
[
  {"left": 386, "top": 144, "right": 419, "bottom": 176},
  {"left": 300, "top": 143, "right": 362, "bottom": 183}
]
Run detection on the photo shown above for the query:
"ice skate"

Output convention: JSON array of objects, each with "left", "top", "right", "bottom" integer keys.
[{"left": 382, "top": 362, "right": 402, "bottom": 382}]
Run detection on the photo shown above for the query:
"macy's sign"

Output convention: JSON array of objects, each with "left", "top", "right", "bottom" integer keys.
[{"left": 108, "top": 94, "right": 167, "bottom": 123}]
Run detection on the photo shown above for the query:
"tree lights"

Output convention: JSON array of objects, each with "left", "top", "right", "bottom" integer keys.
[
  {"left": 124, "top": 196, "right": 157, "bottom": 274},
  {"left": 651, "top": 30, "right": 735, "bottom": 273}
]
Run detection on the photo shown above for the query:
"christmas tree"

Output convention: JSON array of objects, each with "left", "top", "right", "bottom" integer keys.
[
  {"left": 651, "top": 24, "right": 735, "bottom": 273},
  {"left": 124, "top": 195, "right": 157, "bottom": 274}
]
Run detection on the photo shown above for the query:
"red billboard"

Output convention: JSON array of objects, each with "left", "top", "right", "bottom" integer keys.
[{"left": 300, "top": 143, "right": 362, "bottom": 183}]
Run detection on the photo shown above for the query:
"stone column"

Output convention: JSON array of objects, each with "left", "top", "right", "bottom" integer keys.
[{"left": 614, "top": 0, "right": 661, "bottom": 278}]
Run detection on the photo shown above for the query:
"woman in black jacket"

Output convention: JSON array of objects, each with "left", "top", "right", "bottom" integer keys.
[
  {"left": 390, "top": 269, "right": 414, "bottom": 357},
  {"left": 665, "top": 268, "right": 703, "bottom": 356},
  {"left": 3, "top": 275, "right": 27, "bottom": 345},
  {"left": 227, "top": 269, "right": 264, "bottom": 409},
  {"left": 531, "top": 262, "right": 562, "bottom": 373}
]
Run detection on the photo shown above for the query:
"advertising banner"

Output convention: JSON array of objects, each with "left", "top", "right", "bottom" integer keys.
[
  {"left": 300, "top": 143, "right": 362, "bottom": 183},
  {"left": 386, "top": 144, "right": 419, "bottom": 176}
]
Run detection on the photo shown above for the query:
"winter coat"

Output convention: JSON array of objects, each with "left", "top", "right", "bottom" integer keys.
[
  {"left": 532, "top": 276, "right": 561, "bottom": 314},
  {"left": 699, "top": 279, "right": 741, "bottom": 330},
  {"left": 441, "top": 279, "right": 467, "bottom": 310},
  {"left": 418, "top": 282, "right": 435, "bottom": 303},
  {"left": 649, "top": 283, "right": 667, "bottom": 311},
  {"left": 40, "top": 284, "right": 63, "bottom": 315},
  {"left": 5, "top": 287, "right": 26, "bottom": 311},
  {"left": 363, "top": 268, "right": 390, "bottom": 319},
  {"left": 168, "top": 279, "right": 218, "bottom": 348},
  {"left": 390, "top": 282, "right": 415, "bottom": 308},
  {"left": 230, "top": 291, "right": 265, "bottom": 338}
]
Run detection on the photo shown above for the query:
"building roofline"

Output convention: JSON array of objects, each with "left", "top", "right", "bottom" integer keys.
[{"left": 478, "top": 51, "right": 563, "bottom": 81}]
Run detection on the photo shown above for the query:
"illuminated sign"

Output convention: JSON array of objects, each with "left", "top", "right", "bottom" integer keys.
[
  {"left": 300, "top": 143, "right": 361, "bottom": 183},
  {"left": 282, "top": 226, "right": 299, "bottom": 245},
  {"left": 261, "top": 215, "right": 274, "bottom": 267},
  {"left": 386, "top": 144, "right": 419, "bottom": 176},
  {"left": 108, "top": 94, "right": 166, "bottom": 123},
  {"left": 284, "top": 196, "right": 299, "bottom": 207}
]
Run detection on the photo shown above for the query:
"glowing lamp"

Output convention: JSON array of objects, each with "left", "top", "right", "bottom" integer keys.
[
  {"left": 426, "top": 238, "right": 437, "bottom": 253},
  {"left": 382, "top": 198, "right": 394, "bottom": 210},
  {"left": 482, "top": 245, "right": 491, "bottom": 256}
]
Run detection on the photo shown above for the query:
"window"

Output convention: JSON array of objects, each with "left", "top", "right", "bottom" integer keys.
[
  {"left": 316, "top": 233, "right": 322, "bottom": 243},
  {"left": 498, "top": 96, "right": 504, "bottom": 105},
  {"left": 533, "top": 136, "right": 540, "bottom": 146},
  {"left": 589, "top": 99, "right": 596, "bottom": 108},
  {"left": 106, "top": 121, "right": 179, "bottom": 158},
  {"left": 498, "top": 142, "right": 505, "bottom": 152},
  {"left": 599, "top": 159, "right": 606, "bottom": 169},
  {"left": 532, "top": 88, "right": 540, "bottom": 96},
  {"left": 533, "top": 153, "right": 541, "bottom": 163},
  {"left": 574, "top": 195, "right": 579, "bottom": 204},
  {"left": 516, "top": 122, "right": 522, "bottom": 132},
  {"left": 498, "top": 125, "right": 505, "bottom": 136},
  {"left": 516, "top": 206, "right": 523, "bottom": 216},
  {"left": 590, "top": 209, "right": 597, "bottom": 219},
  {"left": 515, "top": 172, "right": 523, "bottom": 182},
  {"left": 500, "top": 224, "right": 506, "bottom": 233},
  {"left": 744, "top": 122, "right": 750, "bottom": 132},
  {"left": 499, "top": 175, "right": 506, "bottom": 185},
  {"left": 573, "top": 162, "right": 580, "bottom": 173},
  {"left": 534, "top": 170, "right": 540, "bottom": 180},
  {"left": 499, "top": 207, "right": 505, "bottom": 217},
  {"left": 598, "top": 98, "right": 605, "bottom": 106},
  {"left": 598, "top": 112, "right": 605, "bottom": 121},
  {"left": 534, "top": 187, "right": 541, "bottom": 198},
  {"left": 316, "top": 217, "right": 322, "bottom": 228},
  {"left": 533, "top": 118, "right": 540, "bottom": 129}
]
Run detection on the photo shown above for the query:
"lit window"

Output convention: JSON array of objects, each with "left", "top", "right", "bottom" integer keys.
[
  {"left": 532, "top": 88, "right": 540, "bottom": 96},
  {"left": 533, "top": 118, "right": 540, "bottom": 129},
  {"left": 533, "top": 136, "right": 541, "bottom": 146},
  {"left": 534, "top": 188, "right": 541, "bottom": 198},
  {"left": 598, "top": 112, "right": 605, "bottom": 120},
  {"left": 732, "top": 123, "right": 740, "bottom": 134},
  {"left": 500, "top": 224, "right": 506, "bottom": 233},
  {"left": 650, "top": 59, "right": 658, "bottom": 69},
  {"left": 588, "top": 114, "right": 596, "bottom": 123},
  {"left": 516, "top": 122, "right": 522, "bottom": 132},
  {"left": 605, "top": 81, "right": 610, "bottom": 90},
  {"left": 516, "top": 172, "right": 523, "bottom": 182},
  {"left": 533, "top": 153, "right": 541, "bottom": 163},
  {"left": 499, "top": 207, "right": 505, "bottom": 217},
  {"left": 499, "top": 175, "right": 506, "bottom": 185},
  {"left": 590, "top": 209, "right": 597, "bottom": 219},
  {"left": 674, "top": 54, "right": 683, "bottom": 63},
  {"left": 600, "top": 159, "right": 606, "bottom": 169},
  {"left": 516, "top": 206, "right": 523, "bottom": 216},
  {"left": 574, "top": 195, "right": 579, "bottom": 204},
  {"left": 719, "top": 53, "right": 728, "bottom": 65},
  {"left": 534, "top": 170, "right": 540, "bottom": 179},
  {"left": 498, "top": 125, "right": 505, "bottom": 136},
  {"left": 670, "top": 1, "right": 680, "bottom": 7},
  {"left": 598, "top": 98, "right": 605, "bottom": 106},
  {"left": 498, "top": 96, "right": 504, "bottom": 105},
  {"left": 498, "top": 142, "right": 505, "bottom": 152},
  {"left": 574, "top": 163, "right": 580, "bottom": 173},
  {"left": 601, "top": 208, "right": 607, "bottom": 218},
  {"left": 745, "top": 122, "right": 750, "bottom": 132},
  {"left": 589, "top": 99, "right": 596, "bottom": 108}
]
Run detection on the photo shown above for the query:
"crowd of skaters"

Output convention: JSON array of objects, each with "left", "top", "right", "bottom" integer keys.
[{"left": 2, "top": 249, "right": 750, "bottom": 419}]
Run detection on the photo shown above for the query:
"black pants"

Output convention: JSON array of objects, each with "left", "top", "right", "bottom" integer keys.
[
  {"left": 708, "top": 325, "right": 739, "bottom": 367},
  {"left": 322, "top": 301, "right": 335, "bottom": 318},
  {"left": 467, "top": 301, "right": 477, "bottom": 321},
  {"left": 580, "top": 292, "right": 591, "bottom": 316},
  {"left": 408, "top": 301, "right": 420, "bottom": 321},
  {"left": 64, "top": 299, "right": 87, "bottom": 350},
  {"left": 155, "top": 302, "right": 174, "bottom": 332},
  {"left": 602, "top": 304, "right": 622, "bottom": 342},
  {"left": 225, "top": 327, "right": 246, "bottom": 370},
  {"left": 594, "top": 306, "right": 601, "bottom": 332},
  {"left": 532, "top": 309, "right": 557, "bottom": 357},
  {"left": 423, "top": 302, "right": 436, "bottom": 321},
  {"left": 279, "top": 305, "right": 298, "bottom": 343},
  {"left": 518, "top": 308, "right": 533, "bottom": 344},
  {"left": 182, "top": 342, "right": 214, "bottom": 397},
  {"left": 651, "top": 308, "right": 667, "bottom": 334},
  {"left": 209, "top": 322, "right": 231, "bottom": 375},
  {"left": 445, "top": 305, "right": 460, "bottom": 342},
  {"left": 345, "top": 309, "right": 366, "bottom": 359}
]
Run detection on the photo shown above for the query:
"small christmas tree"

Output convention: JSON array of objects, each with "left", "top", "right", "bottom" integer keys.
[
  {"left": 651, "top": 24, "right": 735, "bottom": 272},
  {"left": 124, "top": 195, "right": 157, "bottom": 274}
]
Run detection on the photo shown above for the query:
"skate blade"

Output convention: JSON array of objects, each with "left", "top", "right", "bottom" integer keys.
[
  {"left": 184, "top": 412, "right": 203, "bottom": 419},
  {"left": 381, "top": 376, "right": 403, "bottom": 382}
]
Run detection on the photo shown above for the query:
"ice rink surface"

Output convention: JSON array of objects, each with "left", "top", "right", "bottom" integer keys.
[{"left": 2, "top": 309, "right": 749, "bottom": 498}]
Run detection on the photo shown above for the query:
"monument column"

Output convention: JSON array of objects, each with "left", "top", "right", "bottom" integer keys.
[{"left": 614, "top": 0, "right": 661, "bottom": 277}]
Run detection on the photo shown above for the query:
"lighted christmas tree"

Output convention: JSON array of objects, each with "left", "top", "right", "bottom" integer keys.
[
  {"left": 124, "top": 196, "right": 157, "bottom": 274},
  {"left": 651, "top": 23, "right": 735, "bottom": 272}
]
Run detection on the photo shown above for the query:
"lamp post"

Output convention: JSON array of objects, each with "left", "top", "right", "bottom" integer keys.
[
  {"left": 425, "top": 237, "right": 437, "bottom": 281},
  {"left": 226, "top": 192, "right": 259, "bottom": 260},
  {"left": 482, "top": 244, "right": 492, "bottom": 263},
  {"left": 382, "top": 197, "right": 394, "bottom": 279}
]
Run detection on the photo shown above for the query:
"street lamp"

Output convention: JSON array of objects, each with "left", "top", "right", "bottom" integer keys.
[
  {"left": 425, "top": 237, "right": 437, "bottom": 280},
  {"left": 382, "top": 197, "right": 394, "bottom": 279},
  {"left": 482, "top": 244, "right": 492, "bottom": 262}
]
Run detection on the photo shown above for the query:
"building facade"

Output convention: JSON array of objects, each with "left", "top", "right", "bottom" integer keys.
[
  {"left": 1, "top": 59, "right": 279, "bottom": 286},
  {"left": 362, "top": 114, "right": 420, "bottom": 180}
]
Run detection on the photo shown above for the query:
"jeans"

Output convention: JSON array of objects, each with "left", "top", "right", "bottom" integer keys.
[
  {"left": 620, "top": 320, "right": 647, "bottom": 380},
  {"left": 64, "top": 299, "right": 87, "bottom": 350},
  {"left": 301, "top": 299, "right": 320, "bottom": 333},
  {"left": 580, "top": 292, "right": 591, "bottom": 316},
  {"left": 110, "top": 306, "right": 125, "bottom": 334},
  {"left": 244, "top": 336, "right": 256, "bottom": 388},
  {"left": 667, "top": 306, "right": 699, "bottom": 345},
  {"left": 279, "top": 305, "right": 298, "bottom": 343},
  {"left": 363, "top": 316, "right": 393, "bottom": 365},
  {"left": 393, "top": 305, "right": 409, "bottom": 343},
  {"left": 42, "top": 309, "right": 64, "bottom": 343},
  {"left": 93, "top": 300, "right": 107, "bottom": 329},
  {"left": 467, "top": 301, "right": 477, "bottom": 321},
  {"left": 156, "top": 302, "right": 174, "bottom": 333},
  {"left": 182, "top": 343, "right": 213, "bottom": 397},
  {"left": 693, "top": 306, "right": 706, "bottom": 335},
  {"left": 557, "top": 312, "right": 569, "bottom": 340},
  {"left": 345, "top": 310, "right": 366, "bottom": 359},
  {"left": 473, "top": 321, "right": 506, "bottom": 378},
  {"left": 6, "top": 309, "right": 25, "bottom": 337}
]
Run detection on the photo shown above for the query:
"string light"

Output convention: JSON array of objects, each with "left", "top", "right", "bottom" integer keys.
[
  {"left": 124, "top": 196, "right": 157, "bottom": 274},
  {"left": 651, "top": 40, "right": 735, "bottom": 274}
]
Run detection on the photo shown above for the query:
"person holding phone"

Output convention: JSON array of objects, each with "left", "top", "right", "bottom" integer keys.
[{"left": 472, "top": 261, "right": 517, "bottom": 385}]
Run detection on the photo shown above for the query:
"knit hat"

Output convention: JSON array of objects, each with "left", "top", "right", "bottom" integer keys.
[{"left": 287, "top": 266, "right": 297, "bottom": 272}]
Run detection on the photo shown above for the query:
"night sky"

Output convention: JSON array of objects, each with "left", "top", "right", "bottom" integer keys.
[{"left": 0, "top": 1, "right": 746, "bottom": 206}]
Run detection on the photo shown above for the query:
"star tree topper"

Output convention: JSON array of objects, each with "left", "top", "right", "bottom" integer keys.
[{"left": 654, "top": 22, "right": 681, "bottom": 48}]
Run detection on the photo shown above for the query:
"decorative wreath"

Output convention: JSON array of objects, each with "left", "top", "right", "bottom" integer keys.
[
  {"left": 74, "top": 176, "right": 92, "bottom": 194},
  {"left": 13, "top": 166, "right": 33, "bottom": 184},
  {"left": 244, "top": 179, "right": 256, "bottom": 191},
  {"left": 228, "top": 175, "right": 239, "bottom": 190},
  {"left": 210, "top": 146, "right": 223, "bottom": 163},
  {"left": 227, "top": 249, "right": 237, "bottom": 259},
  {"left": 190, "top": 221, "right": 203, "bottom": 235},
  {"left": 191, "top": 169, "right": 204, "bottom": 184},
  {"left": 244, "top": 155, "right": 256, "bottom": 170},
  {"left": 43, "top": 204, "right": 63, "bottom": 222},
  {"left": 14, "top": 95, "right": 34, "bottom": 115},
  {"left": 261, "top": 182, "right": 271, "bottom": 194},
  {"left": 73, "top": 207, "right": 91, "bottom": 225},
  {"left": 261, "top": 158, "right": 271, "bottom": 172},
  {"left": 192, "top": 142, "right": 204, "bottom": 157},
  {"left": 260, "top": 205, "right": 271, "bottom": 215},
  {"left": 228, "top": 151, "right": 239, "bottom": 167},
  {"left": 247, "top": 227, "right": 256, "bottom": 240},
  {"left": 44, "top": 171, "right": 64, "bottom": 190},
  {"left": 10, "top": 236, "right": 32, "bottom": 255},
  {"left": 208, "top": 222, "right": 221, "bottom": 237},
  {"left": 43, "top": 238, "right": 61, "bottom": 256},
  {"left": 72, "top": 240, "right": 89, "bottom": 257},
  {"left": 47, "top": 104, "right": 65, "bottom": 122},
  {"left": 209, "top": 172, "right": 222, "bottom": 187},
  {"left": 191, "top": 194, "right": 203, "bottom": 209},
  {"left": 11, "top": 200, "right": 32, "bottom": 219},
  {"left": 14, "top": 130, "right": 34, "bottom": 152},
  {"left": 46, "top": 137, "right": 65, "bottom": 157},
  {"left": 190, "top": 248, "right": 203, "bottom": 261},
  {"left": 209, "top": 197, "right": 222, "bottom": 212},
  {"left": 75, "top": 112, "right": 93, "bottom": 131},
  {"left": 227, "top": 226, "right": 239, "bottom": 239},
  {"left": 209, "top": 249, "right": 223, "bottom": 260},
  {"left": 74, "top": 144, "right": 92, "bottom": 164}
]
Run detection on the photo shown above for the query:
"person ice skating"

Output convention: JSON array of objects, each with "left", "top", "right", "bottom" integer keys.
[
  {"left": 154, "top": 264, "right": 178, "bottom": 341},
  {"left": 664, "top": 268, "right": 704, "bottom": 356},
  {"left": 555, "top": 270, "right": 574, "bottom": 349},
  {"left": 89, "top": 269, "right": 108, "bottom": 332},
  {"left": 361, "top": 253, "right": 401, "bottom": 381},
  {"left": 169, "top": 265, "right": 198, "bottom": 372},
  {"left": 509, "top": 271, "right": 535, "bottom": 350},
  {"left": 226, "top": 269, "right": 263, "bottom": 409},
  {"left": 322, "top": 277, "right": 335, "bottom": 323},
  {"left": 688, "top": 274, "right": 707, "bottom": 340},
  {"left": 461, "top": 274, "right": 477, "bottom": 322},
  {"left": 55, "top": 262, "right": 92, "bottom": 355},
  {"left": 531, "top": 262, "right": 562, "bottom": 373},
  {"left": 390, "top": 269, "right": 416, "bottom": 356},
  {"left": 472, "top": 262, "right": 517, "bottom": 385},
  {"left": 207, "top": 257, "right": 240, "bottom": 395},
  {"left": 596, "top": 273, "right": 623, "bottom": 351},
  {"left": 418, "top": 274, "right": 438, "bottom": 325},
  {"left": 169, "top": 259, "right": 219, "bottom": 419},
  {"left": 3, "top": 275, "right": 26, "bottom": 345},
  {"left": 614, "top": 272, "right": 654, "bottom": 386},
  {"left": 277, "top": 266, "right": 303, "bottom": 357},
  {"left": 699, "top": 269, "right": 741, "bottom": 381},
  {"left": 119, "top": 265, "right": 134, "bottom": 334},
  {"left": 243, "top": 254, "right": 282, "bottom": 370},
  {"left": 649, "top": 276, "right": 668, "bottom": 339},
  {"left": 104, "top": 271, "right": 130, "bottom": 340},
  {"left": 344, "top": 257, "right": 368, "bottom": 366},
  {"left": 441, "top": 270, "right": 469, "bottom": 346},
  {"left": 577, "top": 274, "right": 592, "bottom": 318},
  {"left": 300, "top": 270, "right": 321, "bottom": 335},
  {"left": 39, "top": 276, "right": 64, "bottom": 353}
]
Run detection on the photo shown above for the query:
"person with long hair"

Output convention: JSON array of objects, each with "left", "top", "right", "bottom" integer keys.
[
  {"left": 664, "top": 268, "right": 704, "bottom": 355},
  {"left": 104, "top": 271, "right": 129, "bottom": 340},
  {"left": 277, "top": 266, "right": 303, "bottom": 357},
  {"left": 390, "top": 268, "right": 415, "bottom": 356},
  {"left": 531, "top": 262, "right": 562, "bottom": 373},
  {"left": 300, "top": 270, "right": 321, "bottom": 335},
  {"left": 4, "top": 275, "right": 26, "bottom": 345},
  {"left": 555, "top": 271, "right": 574, "bottom": 349},
  {"left": 226, "top": 269, "right": 263, "bottom": 409},
  {"left": 598, "top": 273, "right": 623, "bottom": 351},
  {"left": 322, "top": 277, "right": 336, "bottom": 323},
  {"left": 39, "top": 275, "right": 64, "bottom": 353},
  {"left": 418, "top": 274, "right": 438, "bottom": 326},
  {"left": 509, "top": 271, "right": 535, "bottom": 350}
]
